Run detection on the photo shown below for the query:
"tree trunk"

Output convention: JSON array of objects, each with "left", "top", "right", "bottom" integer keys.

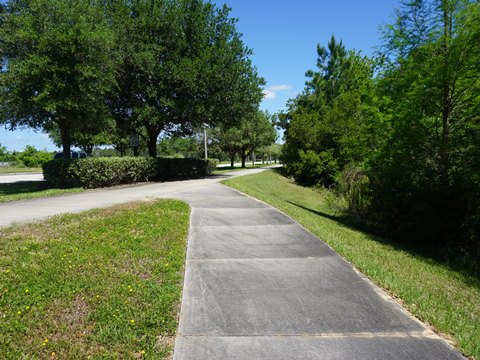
[
  {"left": 241, "top": 151, "right": 247, "bottom": 168},
  {"left": 81, "top": 144, "right": 94, "bottom": 156},
  {"left": 147, "top": 128, "right": 161, "bottom": 158},
  {"left": 59, "top": 120, "right": 71, "bottom": 159},
  {"left": 440, "top": 1, "right": 453, "bottom": 186},
  {"left": 230, "top": 153, "right": 235, "bottom": 168}
]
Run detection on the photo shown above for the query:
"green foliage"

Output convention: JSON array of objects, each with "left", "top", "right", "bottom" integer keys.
[
  {"left": 279, "top": 1, "right": 480, "bottom": 263},
  {"left": 289, "top": 150, "right": 338, "bottom": 187},
  {"left": 1, "top": 0, "right": 261, "bottom": 158},
  {"left": 106, "top": 0, "right": 264, "bottom": 157},
  {"left": 48, "top": 125, "right": 115, "bottom": 155},
  {"left": 335, "top": 167, "right": 370, "bottom": 216},
  {"left": 0, "top": 0, "right": 117, "bottom": 157},
  {"left": 280, "top": 35, "right": 382, "bottom": 184},
  {"left": 366, "top": 0, "right": 480, "bottom": 257},
  {"left": 214, "top": 110, "right": 277, "bottom": 167},
  {"left": 0, "top": 143, "right": 15, "bottom": 162},
  {"left": 15, "top": 146, "right": 51, "bottom": 168},
  {"left": 42, "top": 157, "right": 217, "bottom": 189},
  {"left": 157, "top": 136, "right": 201, "bottom": 158}
]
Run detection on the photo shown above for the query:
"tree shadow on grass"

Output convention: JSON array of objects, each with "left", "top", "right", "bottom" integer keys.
[
  {"left": 286, "top": 199, "right": 480, "bottom": 288},
  {"left": 0, "top": 181, "right": 48, "bottom": 197}
]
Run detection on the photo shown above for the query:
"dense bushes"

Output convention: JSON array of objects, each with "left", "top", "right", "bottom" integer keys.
[
  {"left": 288, "top": 150, "right": 338, "bottom": 187},
  {"left": 279, "top": 1, "right": 480, "bottom": 269},
  {"left": 0, "top": 144, "right": 52, "bottom": 167},
  {"left": 16, "top": 146, "right": 52, "bottom": 167},
  {"left": 43, "top": 157, "right": 218, "bottom": 188}
]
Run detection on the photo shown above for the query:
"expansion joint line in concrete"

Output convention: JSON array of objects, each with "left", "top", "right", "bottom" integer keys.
[{"left": 177, "top": 330, "right": 439, "bottom": 340}]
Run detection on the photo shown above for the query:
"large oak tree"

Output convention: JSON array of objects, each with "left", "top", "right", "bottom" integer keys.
[{"left": 0, "top": 0, "right": 117, "bottom": 158}]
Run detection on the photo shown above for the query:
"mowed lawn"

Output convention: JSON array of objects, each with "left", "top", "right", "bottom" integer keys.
[
  {"left": 0, "top": 181, "right": 83, "bottom": 204},
  {"left": 223, "top": 170, "right": 480, "bottom": 359},
  {"left": 0, "top": 166, "right": 42, "bottom": 174},
  {"left": 0, "top": 199, "right": 189, "bottom": 359}
]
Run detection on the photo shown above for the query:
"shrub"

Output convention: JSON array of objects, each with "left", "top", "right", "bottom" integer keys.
[
  {"left": 16, "top": 146, "right": 52, "bottom": 167},
  {"left": 288, "top": 150, "right": 338, "bottom": 187},
  {"left": 336, "top": 167, "right": 370, "bottom": 216},
  {"left": 0, "top": 144, "right": 15, "bottom": 162},
  {"left": 43, "top": 157, "right": 218, "bottom": 189}
]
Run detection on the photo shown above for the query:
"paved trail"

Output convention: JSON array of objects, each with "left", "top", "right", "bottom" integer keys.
[
  {"left": 0, "top": 168, "right": 268, "bottom": 227},
  {"left": 172, "top": 182, "right": 464, "bottom": 360}
]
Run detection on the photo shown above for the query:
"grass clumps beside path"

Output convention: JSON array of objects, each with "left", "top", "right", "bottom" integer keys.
[
  {"left": 223, "top": 170, "right": 480, "bottom": 359},
  {"left": 0, "top": 181, "right": 83, "bottom": 203},
  {"left": 0, "top": 199, "right": 190, "bottom": 359}
]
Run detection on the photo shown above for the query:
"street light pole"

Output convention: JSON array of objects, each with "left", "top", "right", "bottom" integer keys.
[{"left": 204, "top": 126, "right": 208, "bottom": 160}]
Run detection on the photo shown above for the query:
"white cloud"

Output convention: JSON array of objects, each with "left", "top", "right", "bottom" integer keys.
[
  {"left": 269, "top": 85, "right": 292, "bottom": 92},
  {"left": 263, "top": 89, "right": 276, "bottom": 99},
  {"left": 263, "top": 84, "right": 292, "bottom": 100}
]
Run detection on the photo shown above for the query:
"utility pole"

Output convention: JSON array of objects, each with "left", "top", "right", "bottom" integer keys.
[{"left": 204, "top": 126, "right": 208, "bottom": 160}]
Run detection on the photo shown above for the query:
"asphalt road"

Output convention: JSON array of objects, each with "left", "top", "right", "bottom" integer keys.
[{"left": 0, "top": 172, "right": 44, "bottom": 183}]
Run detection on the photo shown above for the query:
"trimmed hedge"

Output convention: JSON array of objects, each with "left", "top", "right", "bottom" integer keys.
[{"left": 43, "top": 157, "right": 218, "bottom": 188}]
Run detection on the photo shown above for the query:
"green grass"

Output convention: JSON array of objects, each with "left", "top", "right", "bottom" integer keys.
[
  {"left": 0, "top": 181, "right": 84, "bottom": 203},
  {"left": 0, "top": 166, "right": 42, "bottom": 174},
  {"left": 213, "top": 163, "right": 278, "bottom": 175},
  {"left": 223, "top": 169, "right": 480, "bottom": 359},
  {"left": 0, "top": 199, "right": 190, "bottom": 359}
]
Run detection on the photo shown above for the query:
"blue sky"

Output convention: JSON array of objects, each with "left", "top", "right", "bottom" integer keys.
[{"left": 0, "top": 0, "right": 400, "bottom": 152}]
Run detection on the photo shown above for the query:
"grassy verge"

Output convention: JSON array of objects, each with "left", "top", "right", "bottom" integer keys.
[
  {"left": 0, "top": 199, "right": 190, "bottom": 359},
  {"left": 0, "top": 181, "right": 84, "bottom": 203},
  {"left": 223, "top": 170, "right": 479, "bottom": 359},
  {"left": 213, "top": 163, "right": 278, "bottom": 175},
  {"left": 0, "top": 166, "right": 42, "bottom": 174}
]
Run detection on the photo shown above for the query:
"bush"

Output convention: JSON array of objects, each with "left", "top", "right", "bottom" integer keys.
[
  {"left": 16, "top": 146, "right": 52, "bottom": 167},
  {"left": 288, "top": 150, "right": 338, "bottom": 187},
  {"left": 336, "top": 167, "right": 370, "bottom": 216},
  {"left": 43, "top": 157, "right": 218, "bottom": 189}
]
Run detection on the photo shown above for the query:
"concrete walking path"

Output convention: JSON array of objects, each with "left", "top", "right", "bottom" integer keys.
[
  {"left": 0, "top": 168, "right": 269, "bottom": 227},
  {"left": 172, "top": 183, "right": 464, "bottom": 359}
]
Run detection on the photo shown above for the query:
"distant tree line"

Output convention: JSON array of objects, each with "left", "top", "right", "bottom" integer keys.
[
  {"left": 279, "top": 0, "right": 480, "bottom": 266},
  {"left": 0, "top": 0, "right": 265, "bottom": 158}
]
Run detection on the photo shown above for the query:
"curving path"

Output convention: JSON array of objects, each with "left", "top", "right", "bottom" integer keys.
[
  {"left": 0, "top": 168, "right": 270, "bottom": 227},
  {"left": 171, "top": 182, "right": 464, "bottom": 360}
]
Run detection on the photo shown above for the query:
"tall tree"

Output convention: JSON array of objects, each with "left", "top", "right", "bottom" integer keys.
[
  {"left": 370, "top": 0, "right": 480, "bottom": 247},
  {"left": 106, "top": 0, "right": 263, "bottom": 157},
  {"left": 280, "top": 36, "right": 380, "bottom": 185},
  {"left": 215, "top": 110, "right": 276, "bottom": 168},
  {"left": 0, "top": 0, "right": 117, "bottom": 158}
]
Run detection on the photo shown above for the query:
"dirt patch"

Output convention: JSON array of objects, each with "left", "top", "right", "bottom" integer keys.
[
  {"left": 155, "top": 336, "right": 175, "bottom": 359},
  {"left": 48, "top": 296, "right": 93, "bottom": 345}
]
